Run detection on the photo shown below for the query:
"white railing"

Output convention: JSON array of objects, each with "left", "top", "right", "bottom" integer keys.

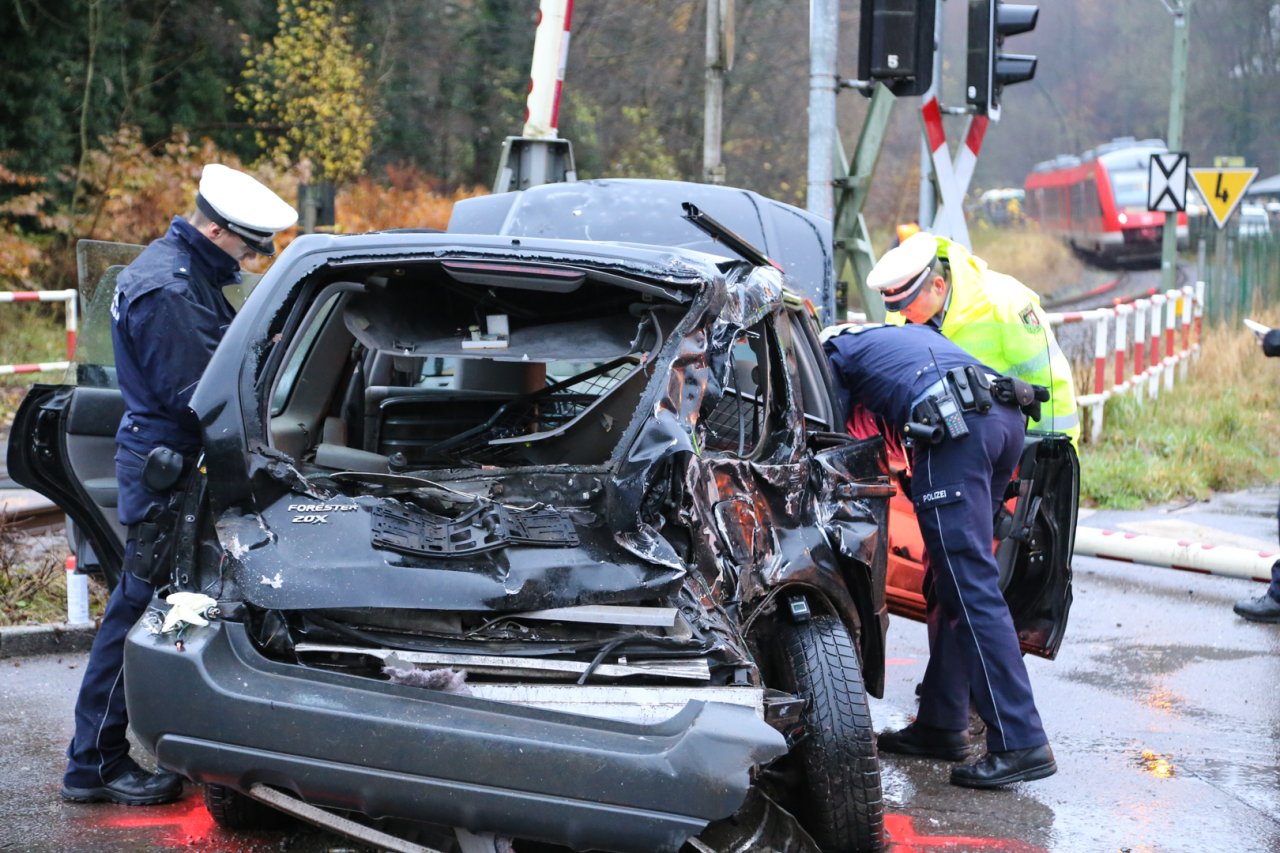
[
  {"left": 0, "top": 289, "right": 78, "bottom": 375},
  {"left": 1046, "top": 282, "right": 1204, "bottom": 444}
]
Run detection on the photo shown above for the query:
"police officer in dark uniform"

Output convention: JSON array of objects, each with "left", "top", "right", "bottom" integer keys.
[
  {"left": 825, "top": 322, "right": 1057, "bottom": 789},
  {"left": 60, "top": 165, "right": 296, "bottom": 806}
]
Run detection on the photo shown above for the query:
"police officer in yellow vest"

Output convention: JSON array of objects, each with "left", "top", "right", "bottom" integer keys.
[{"left": 868, "top": 232, "right": 1080, "bottom": 445}]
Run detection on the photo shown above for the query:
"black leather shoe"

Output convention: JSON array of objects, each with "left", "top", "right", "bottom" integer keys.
[
  {"left": 1233, "top": 593, "right": 1280, "bottom": 623},
  {"left": 877, "top": 722, "right": 972, "bottom": 761},
  {"left": 950, "top": 744, "right": 1056, "bottom": 789},
  {"left": 61, "top": 768, "right": 185, "bottom": 806}
]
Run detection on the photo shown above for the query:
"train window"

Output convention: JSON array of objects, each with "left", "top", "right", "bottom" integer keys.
[
  {"left": 1110, "top": 168, "right": 1148, "bottom": 211},
  {"left": 1085, "top": 179, "right": 1101, "bottom": 222}
]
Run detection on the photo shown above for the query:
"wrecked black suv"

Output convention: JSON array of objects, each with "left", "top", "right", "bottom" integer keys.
[{"left": 10, "top": 179, "right": 1074, "bottom": 853}]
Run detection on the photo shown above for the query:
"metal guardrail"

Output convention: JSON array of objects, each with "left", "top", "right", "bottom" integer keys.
[
  {"left": 0, "top": 289, "right": 78, "bottom": 376},
  {"left": 1046, "top": 282, "right": 1204, "bottom": 444}
]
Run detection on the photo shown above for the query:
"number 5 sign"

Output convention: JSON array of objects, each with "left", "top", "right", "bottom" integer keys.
[{"left": 1190, "top": 166, "right": 1258, "bottom": 229}]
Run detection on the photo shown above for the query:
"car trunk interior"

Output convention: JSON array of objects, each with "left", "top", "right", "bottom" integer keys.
[{"left": 266, "top": 258, "right": 683, "bottom": 473}]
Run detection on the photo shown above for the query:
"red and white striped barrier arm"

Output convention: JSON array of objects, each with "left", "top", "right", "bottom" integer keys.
[
  {"left": 0, "top": 288, "right": 78, "bottom": 375},
  {"left": 1075, "top": 526, "right": 1277, "bottom": 583},
  {"left": 523, "top": 0, "right": 574, "bottom": 139}
]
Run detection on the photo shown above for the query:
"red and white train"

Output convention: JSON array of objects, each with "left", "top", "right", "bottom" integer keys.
[{"left": 1024, "top": 138, "right": 1188, "bottom": 265}]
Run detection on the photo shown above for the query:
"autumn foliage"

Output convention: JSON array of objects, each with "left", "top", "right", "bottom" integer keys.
[
  {"left": 339, "top": 165, "right": 486, "bottom": 233},
  {"left": 236, "top": 0, "right": 375, "bottom": 184},
  {"left": 0, "top": 131, "right": 484, "bottom": 290}
]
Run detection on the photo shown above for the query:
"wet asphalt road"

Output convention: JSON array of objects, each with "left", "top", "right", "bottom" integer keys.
[
  {"left": 3, "top": 488, "right": 1278, "bottom": 853},
  {"left": 873, "top": 488, "right": 1280, "bottom": 853}
]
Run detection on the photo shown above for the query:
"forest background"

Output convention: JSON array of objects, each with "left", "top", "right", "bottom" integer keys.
[{"left": 1, "top": 0, "right": 1277, "bottom": 292}]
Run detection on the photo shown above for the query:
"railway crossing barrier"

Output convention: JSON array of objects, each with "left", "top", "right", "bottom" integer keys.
[
  {"left": 0, "top": 289, "right": 78, "bottom": 376},
  {"left": 1046, "top": 282, "right": 1204, "bottom": 444}
]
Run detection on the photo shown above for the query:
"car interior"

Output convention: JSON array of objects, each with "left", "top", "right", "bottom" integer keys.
[{"left": 263, "top": 259, "right": 774, "bottom": 473}]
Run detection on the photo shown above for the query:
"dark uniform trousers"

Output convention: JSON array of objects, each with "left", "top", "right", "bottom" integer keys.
[
  {"left": 64, "top": 543, "right": 154, "bottom": 788},
  {"left": 64, "top": 446, "right": 165, "bottom": 788},
  {"left": 909, "top": 400, "right": 1048, "bottom": 753}
]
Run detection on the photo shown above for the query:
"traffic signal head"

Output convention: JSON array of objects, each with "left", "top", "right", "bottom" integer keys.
[
  {"left": 966, "top": 1, "right": 1038, "bottom": 120},
  {"left": 857, "top": 0, "right": 937, "bottom": 97}
]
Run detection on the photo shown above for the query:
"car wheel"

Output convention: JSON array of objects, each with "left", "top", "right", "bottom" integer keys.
[
  {"left": 775, "top": 614, "right": 884, "bottom": 853},
  {"left": 203, "top": 783, "right": 291, "bottom": 831}
]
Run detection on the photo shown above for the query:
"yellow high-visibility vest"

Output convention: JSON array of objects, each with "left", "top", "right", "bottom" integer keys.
[{"left": 888, "top": 237, "right": 1081, "bottom": 445}]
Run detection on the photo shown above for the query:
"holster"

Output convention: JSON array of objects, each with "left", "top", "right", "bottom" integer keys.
[
  {"left": 126, "top": 496, "right": 181, "bottom": 585},
  {"left": 992, "top": 376, "right": 1050, "bottom": 422}
]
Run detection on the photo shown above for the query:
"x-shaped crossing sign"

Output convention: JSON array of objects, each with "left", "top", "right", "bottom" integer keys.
[
  {"left": 921, "top": 97, "right": 988, "bottom": 246},
  {"left": 1148, "top": 152, "right": 1188, "bottom": 213}
]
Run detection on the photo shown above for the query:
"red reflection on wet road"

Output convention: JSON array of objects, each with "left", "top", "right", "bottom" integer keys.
[
  {"left": 886, "top": 814, "right": 1049, "bottom": 852},
  {"left": 91, "top": 792, "right": 260, "bottom": 851}
]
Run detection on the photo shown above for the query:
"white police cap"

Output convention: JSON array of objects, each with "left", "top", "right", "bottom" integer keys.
[
  {"left": 866, "top": 231, "right": 939, "bottom": 311},
  {"left": 195, "top": 164, "right": 298, "bottom": 256}
]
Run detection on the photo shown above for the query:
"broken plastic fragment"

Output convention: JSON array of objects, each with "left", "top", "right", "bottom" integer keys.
[{"left": 162, "top": 592, "right": 219, "bottom": 632}]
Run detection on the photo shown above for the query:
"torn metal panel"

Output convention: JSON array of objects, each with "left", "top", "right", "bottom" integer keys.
[{"left": 227, "top": 486, "right": 686, "bottom": 612}]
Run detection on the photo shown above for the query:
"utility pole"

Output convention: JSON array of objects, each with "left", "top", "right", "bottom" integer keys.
[
  {"left": 1160, "top": 0, "right": 1190, "bottom": 294},
  {"left": 917, "top": 0, "right": 943, "bottom": 232},
  {"left": 703, "top": 0, "right": 734, "bottom": 184},
  {"left": 807, "top": 0, "right": 838, "bottom": 219}
]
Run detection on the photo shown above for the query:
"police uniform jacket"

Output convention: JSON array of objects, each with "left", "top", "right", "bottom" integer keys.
[
  {"left": 111, "top": 217, "right": 239, "bottom": 518},
  {"left": 823, "top": 323, "right": 997, "bottom": 430}
]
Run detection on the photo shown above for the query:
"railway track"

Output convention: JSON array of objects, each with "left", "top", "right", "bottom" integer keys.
[{"left": 0, "top": 489, "right": 63, "bottom": 534}]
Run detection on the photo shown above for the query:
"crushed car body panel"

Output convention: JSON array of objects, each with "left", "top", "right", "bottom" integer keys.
[{"left": 125, "top": 619, "right": 786, "bottom": 853}]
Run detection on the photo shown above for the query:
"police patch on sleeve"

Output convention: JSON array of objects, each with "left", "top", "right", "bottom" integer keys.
[
  {"left": 914, "top": 482, "right": 964, "bottom": 510},
  {"left": 1019, "top": 304, "right": 1041, "bottom": 330}
]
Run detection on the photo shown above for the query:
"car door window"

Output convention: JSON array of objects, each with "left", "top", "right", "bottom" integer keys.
[{"left": 701, "top": 320, "right": 779, "bottom": 457}]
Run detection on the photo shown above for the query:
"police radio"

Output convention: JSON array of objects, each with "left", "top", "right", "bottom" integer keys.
[{"left": 928, "top": 350, "right": 969, "bottom": 440}]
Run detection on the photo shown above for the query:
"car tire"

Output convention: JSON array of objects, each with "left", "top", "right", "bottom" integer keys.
[
  {"left": 203, "top": 783, "right": 291, "bottom": 831},
  {"left": 775, "top": 614, "right": 884, "bottom": 853}
]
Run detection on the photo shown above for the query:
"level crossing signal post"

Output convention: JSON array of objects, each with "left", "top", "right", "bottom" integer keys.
[
  {"left": 833, "top": 0, "right": 1039, "bottom": 315},
  {"left": 965, "top": 0, "right": 1038, "bottom": 121}
]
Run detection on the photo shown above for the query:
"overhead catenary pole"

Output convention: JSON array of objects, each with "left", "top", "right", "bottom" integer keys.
[
  {"left": 703, "top": 0, "right": 733, "bottom": 184},
  {"left": 807, "top": 0, "right": 838, "bottom": 220},
  {"left": 1160, "top": 0, "right": 1190, "bottom": 294}
]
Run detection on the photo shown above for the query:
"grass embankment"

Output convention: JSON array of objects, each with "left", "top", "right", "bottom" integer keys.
[
  {"left": 969, "top": 226, "right": 1085, "bottom": 296},
  {"left": 1079, "top": 308, "right": 1280, "bottom": 508},
  {"left": 0, "top": 301, "right": 67, "bottom": 422}
]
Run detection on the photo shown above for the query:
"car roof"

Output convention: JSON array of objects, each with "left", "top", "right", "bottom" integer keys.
[{"left": 446, "top": 179, "right": 834, "bottom": 319}]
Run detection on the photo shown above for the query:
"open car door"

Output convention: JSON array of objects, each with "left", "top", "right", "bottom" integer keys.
[
  {"left": 8, "top": 241, "right": 144, "bottom": 587},
  {"left": 6, "top": 240, "right": 262, "bottom": 589}
]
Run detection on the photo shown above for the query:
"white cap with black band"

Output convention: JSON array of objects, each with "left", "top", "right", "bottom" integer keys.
[
  {"left": 866, "top": 231, "right": 940, "bottom": 312},
  {"left": 196, "top": 164, "right": 298, "bottom": 256}
]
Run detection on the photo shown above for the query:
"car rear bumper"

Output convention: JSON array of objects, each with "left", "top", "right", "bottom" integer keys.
[{"left": 124, "top": 617, "right": 786, "bottom": 853}]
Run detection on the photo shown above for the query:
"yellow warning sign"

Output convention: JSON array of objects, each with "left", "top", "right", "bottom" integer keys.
[{"left": 1190, "top": 167, "right": 1258, "bottom": 229}]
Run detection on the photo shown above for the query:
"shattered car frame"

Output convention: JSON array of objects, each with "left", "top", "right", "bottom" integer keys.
[
  {"left": 12, "top": 196, "right": 894, "bottom": 851},
  {"left": 11, "top": 179, "right": 1074, "bottom": 853}
]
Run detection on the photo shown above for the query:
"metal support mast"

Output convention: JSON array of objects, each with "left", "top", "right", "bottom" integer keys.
[
  {"left": 807, "top": 0, "right": 838, "bottom": 220},
  {"left": 703, "top": 0, "right": 734, "bottom": 184},
  {"left": 1160, "top": 0, "right": 1190, "bottom": 293}
]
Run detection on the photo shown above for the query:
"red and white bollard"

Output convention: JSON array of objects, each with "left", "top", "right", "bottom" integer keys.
[{"left": 65, "top": 555, "right": 91, "bottom": 625}]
